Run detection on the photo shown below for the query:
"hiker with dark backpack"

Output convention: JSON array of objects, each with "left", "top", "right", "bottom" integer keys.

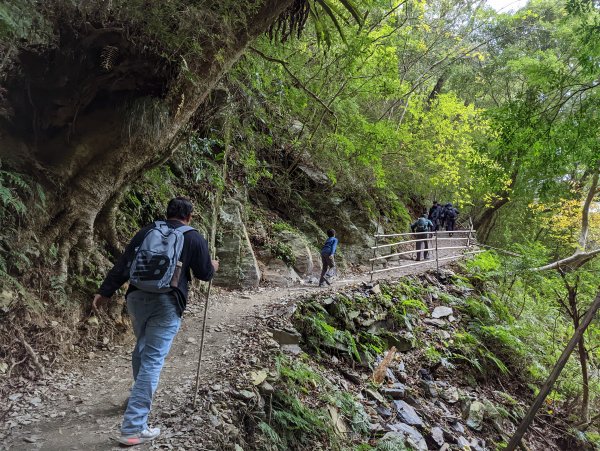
[
  {"left": 410, "top": 212, "right": 434, "bottom": 261},
  {"left": 428, "top": 200, "right": 442, "bottom": 231},
  {"left": 92, "top": 197, "right": 218, "bottom": 446},
  {"left": 442, "top": 203, "right": 459, "bottom": 236}
]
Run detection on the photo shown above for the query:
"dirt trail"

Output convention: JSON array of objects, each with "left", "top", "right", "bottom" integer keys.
[{"left": 1, "top": 240, "right": 470, "bottom": 451}]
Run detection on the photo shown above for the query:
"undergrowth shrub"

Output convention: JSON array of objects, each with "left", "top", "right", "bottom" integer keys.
[
  {"left": 260, "top": 356, "right": 357, "bottom": 450},
  {"left": 119, "top": 167, "right": 177, "bottom": 239},
  {"left": 294, "top": 283, "right": 429, "bottom": 366},
  {"left": 0, "top": 163, "right": 45, "bottom": 297},
  {"left": 267, "top": 242, "right": 296, "bottom": 267}
]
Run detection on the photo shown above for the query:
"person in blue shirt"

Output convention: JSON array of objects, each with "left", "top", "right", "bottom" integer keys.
[{"left": 319, "top": 229, "right": 338, "bottom": 287}]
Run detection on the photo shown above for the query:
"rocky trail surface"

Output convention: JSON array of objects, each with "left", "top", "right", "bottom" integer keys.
[{"left": 1, "top": 241, "right": 471, "bottom": 451}]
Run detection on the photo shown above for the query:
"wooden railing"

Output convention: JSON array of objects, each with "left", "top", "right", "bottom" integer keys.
[{"left": 368, "top": 228, "right": 481, "bottom": 281}]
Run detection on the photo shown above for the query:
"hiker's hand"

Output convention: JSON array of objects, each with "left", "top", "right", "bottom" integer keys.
[
  {"left": 328, "top": 255, "right": 335, "bottom": 264},
  {"left": 92, "top": 294, "right": 110, "bottom": 311},
  {"left": 211, "top": 260, "right": 220, "bottom": 272}
]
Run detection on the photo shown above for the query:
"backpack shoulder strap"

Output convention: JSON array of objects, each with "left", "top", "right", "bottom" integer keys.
[{"left": 177, "top": 225, "right": 196, "bottom": 234}]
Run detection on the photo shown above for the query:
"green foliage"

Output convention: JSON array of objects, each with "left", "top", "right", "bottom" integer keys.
[
  {"left": 323, "top": 390, "right": 370, "bottom": 435},
  {"left": 463, "top": 251, "right": 502, "bottom": 283},
  {"left": 267, "top": 242, "right": 297, "bottom": 267},
  {"left": 0, "top": 163, "right": 45, "bottom": 294},
  {"left": 0, "top": 1, "right": 49, "bottom": 44},
  {"left": 452, "top": 330, "right": 510, "bottom": 375},
  {"left": 257, "top": 421, "right": 285, "bottom": 450},
  {"left": 424, "top": 345, "right": 443, "bottom": 365},
  {"left": 277, "top": 355, "right": 324, "bottom": 391},
  {"left": 375, "top": 435, "right": 408, "bottom": 451},
  {"left": 269, "top": 355, "right": 349, "bottom": 450},
  {"left": 272, "top": 220, "right": 296, "bottom": 233},
  {"left": 271, "top": 391, "right": 338, "bottom": 449},
  {"left": 119, "top": 167, "right": 177, "bottom": 238}
]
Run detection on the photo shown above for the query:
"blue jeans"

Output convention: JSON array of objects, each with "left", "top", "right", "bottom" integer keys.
[{"left": 121, "top": 291, "right": 181, "bottom": 435}]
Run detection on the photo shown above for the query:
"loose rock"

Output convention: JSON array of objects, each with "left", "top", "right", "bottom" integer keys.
[
  {"left": 386, "top": 422, "right": 428, "bottom": 451},
  {"left": 431, "top": 306, "right": 453, "bottom": 319},
  {"left": 393, "top": 400, "right": 424, "bottom": 427},
  {"left": 466, "top": 400, "right": 485, "bottom": 431}
]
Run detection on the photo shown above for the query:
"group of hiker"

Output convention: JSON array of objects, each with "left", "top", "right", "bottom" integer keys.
[
  {"left": 410, "top": 201, "right": 460, "bottom": 261},
  {"left": 92, "top": 197, "right": 339, "bottom": 445},
  {"left": 426, "top": 201, "right": 459, "bottom": 233}
]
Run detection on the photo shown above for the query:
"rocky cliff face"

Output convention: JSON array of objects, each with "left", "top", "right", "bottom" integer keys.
[{"left": 213, "top": 163, "right": 395, "bottom": 289}]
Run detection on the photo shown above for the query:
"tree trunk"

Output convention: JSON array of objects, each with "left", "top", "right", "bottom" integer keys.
[
  {"left": 472, "top": 196, "right": 509, "bottom": 243},
  {"left": 568, "top": 290, "right": 590, "bottom": 422},
  {"left": 577, "top": 334, "right": 590, "bottom": 422},
  {"left": 472, "top": 169, "right": 518, "bottom": 242},
  {"left": 0, "top": 1, "right": 294, "bottom": 283}
]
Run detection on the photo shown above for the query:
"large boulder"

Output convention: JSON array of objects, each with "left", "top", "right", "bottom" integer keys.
[
  {"left": 274, "top": 230, "right": 314, "bottom": 276},
  {"left": 214, "top": 200, "right": 261, "bottom": 289},
  {"left": 261, "top": 258, "right": 301, "bottom": 287}
]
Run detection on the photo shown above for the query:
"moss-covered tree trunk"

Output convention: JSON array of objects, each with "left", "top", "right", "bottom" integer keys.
[{"left": 0, "top": 0, "right": 293, "bottom": 280}]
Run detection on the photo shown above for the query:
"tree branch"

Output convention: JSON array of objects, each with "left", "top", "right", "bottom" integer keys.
[
  {"left": 249, "top": 46, "right": 337, "bottom": 122},
  {"left": 533, "top": 248, "right": 600, "bottom": 272},
  {"left": 579, "top": 165, "right": 600, "bottom": 250}
]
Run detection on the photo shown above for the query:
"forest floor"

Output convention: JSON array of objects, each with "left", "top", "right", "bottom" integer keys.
[{"left": 1, "top": 241, "right": 469, "bottom": 451}]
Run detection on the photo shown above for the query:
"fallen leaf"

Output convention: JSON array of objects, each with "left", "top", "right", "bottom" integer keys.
[{"left": 250, "top": 370, "right": 268, "bottom": 386}]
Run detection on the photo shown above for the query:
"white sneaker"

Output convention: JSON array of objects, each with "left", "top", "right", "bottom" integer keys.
[{"left": 119, "top": 427, "right": 161, "bottom": 446}]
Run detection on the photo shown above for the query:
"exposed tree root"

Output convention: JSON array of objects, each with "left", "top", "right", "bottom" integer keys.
[{"left": 15, "top": 328, "right": 45, "bottom": 376}]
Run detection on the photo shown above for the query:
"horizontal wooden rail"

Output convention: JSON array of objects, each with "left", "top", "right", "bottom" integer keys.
[
  {"left": 374, "top": 229, "right": 476, "bottom": 238},
  {"left": 371, "top": 238, "right": 431, "bottom": 249},
  {"left": 370, "top": 245, "right": 474, "bottom": 262},
  {"left": 371, "top": 239, "right": 474, "bottom": 250},
  {"left": 435, "top": 245, "right": 472, "bottom": 252},
  {"left": 367, "top": 226, "right": 479, "bottom": 281},
  {"left": 374, "top": 231, "right": 418, "bottom": 238},
  {"left": 369, "top": 248, "right": 422, "bottom": 261},
  {"left": 368, "top": 250, "right": 484, "bottom": 275}
]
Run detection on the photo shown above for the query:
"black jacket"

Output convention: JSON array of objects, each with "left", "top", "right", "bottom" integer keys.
[
  {"left": 428, "top": 204, "right": 442, "bottom": 221},
  {"left": 98, "top": 219, "right": 214, "bottom": 315}
]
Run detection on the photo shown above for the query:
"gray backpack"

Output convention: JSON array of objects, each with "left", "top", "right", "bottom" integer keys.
[
  {"left": 129, "top": 221, "right": 194, "bottom": 293},
  {"left": 415, "top": 217, "right": 429, "bottom": 232}
]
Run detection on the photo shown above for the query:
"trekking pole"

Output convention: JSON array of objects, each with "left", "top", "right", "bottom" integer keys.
[{"left": 192, "top": 279, "right": 212, "bottom": 408}]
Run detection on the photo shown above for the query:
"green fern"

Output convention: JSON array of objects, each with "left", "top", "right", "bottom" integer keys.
[
  {"left": 258, "top": 421, "right": 285, "bottom": 450},
  {"left": 375, "top": 435, "right": 408, "bottom": 451},
  {"left": 270, "top": 0, "right": 364, "bottom": 46}
]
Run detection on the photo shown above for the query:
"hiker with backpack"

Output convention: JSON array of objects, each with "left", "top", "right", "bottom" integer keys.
[
  {"left": 410, "top": 212, "right": 434, "bottom": 261},
  {"left": 428, "top": 200, "right": 443, "bottom": 231},
  {"left": 92, "top": 197, "right": 218, "bottom": 446},
  {"left": 442, "top": 202, "right": 459, "bottom": 236},
  {"left": 319, "top": 229, "right": 338, "bottom": 287}
]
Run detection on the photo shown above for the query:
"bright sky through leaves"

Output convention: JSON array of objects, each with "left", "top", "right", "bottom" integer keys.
[{"left": 487, "top": 0, "right": 528, "bottom": 12}]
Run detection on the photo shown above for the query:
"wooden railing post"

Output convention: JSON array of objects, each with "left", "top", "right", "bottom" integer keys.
[
  {"left": 370, "top": 217, "right": 380, "bottom": 283},
  {"left": 467, "top": 217, "right": 473, "bottom": 249},
  {"left": 435, "top": 231, "right": 439, "bottom": 275}
]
